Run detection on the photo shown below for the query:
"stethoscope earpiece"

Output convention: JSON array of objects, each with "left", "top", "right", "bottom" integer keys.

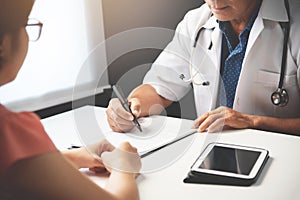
[{"left": 271, "top": 88, "right": 289, "bottom": 107}]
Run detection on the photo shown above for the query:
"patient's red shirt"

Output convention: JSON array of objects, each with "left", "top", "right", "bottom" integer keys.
[{"left": 0, "top": 105, "right": 57, "bottom": 174}]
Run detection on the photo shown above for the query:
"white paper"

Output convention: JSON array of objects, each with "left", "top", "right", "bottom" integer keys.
[{"left": 104, "top": 115, "right": 194, "bottom": 154}]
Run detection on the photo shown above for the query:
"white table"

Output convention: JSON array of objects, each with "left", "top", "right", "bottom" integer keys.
[{"left": 41, "top": 105, "right": 300, "bottom": 200}]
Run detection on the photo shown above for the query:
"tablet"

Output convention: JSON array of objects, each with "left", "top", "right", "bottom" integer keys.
[{"left": 190, "top": 143, "right": 269, "bottom": 180}]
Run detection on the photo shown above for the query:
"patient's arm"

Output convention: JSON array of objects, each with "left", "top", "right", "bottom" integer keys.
[{"left": 2, "top": 151, "right": 139, "bottom": 200}]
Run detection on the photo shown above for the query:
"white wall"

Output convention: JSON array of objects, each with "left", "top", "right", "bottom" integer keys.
[{"left": 0, "top": 0, "right": 109, "bottom": 112}]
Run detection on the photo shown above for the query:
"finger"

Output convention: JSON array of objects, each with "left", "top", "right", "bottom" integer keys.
[
  {"left": 107, "top": 114, "right": 123, "bottom": 132},
  {"left": 108, "top": 119, "right": 128, "bottom": 133},
  {"left": 108, "top": 108, "right": 135, "bottom": 126},
  {"left": 106, "top": 106, "right": 128, "bottom": 132},
  {"left": 110, "top": 115, "right": 136, "bottom": 132},
  {"left": 100, "top": 139, "right": 115, "bottom": 152},
  {"left": 198, "top": 112, "right": 225, "bottom": 132},
  {"left": 210, "top": 106, "right": 226, "bottom": 114},
  {"left": 129, "top": 98, "right": 141, "bottom": 117},
  {"left": 101, "top": 147, "right": 141, "bottom": 174},
  {"left": 193, "top": 107, "right": 226, "bottom": 129},
  {"left": 88, "top": 140, "right": 116, "bottom": 156},
  {"left": 109, "top": 98, "right": 134, "bottom": 121},
  {"left": 118, "top": 124, "right": 137, "bottom": 133},
  {"left": 207, "top": 118, "right": 225, "bottom": 133},
  {"left": 118, "top": 142, "right": 138, "bottom": 153},
  {"left": 193, "top": 112, "right": 209, "bottom": 129},
  {"left": 89, "top": 166, "right": 108, "bottom": 173},
  {"left": 108, "top": 116, "right": 134, "bottom": 132}
]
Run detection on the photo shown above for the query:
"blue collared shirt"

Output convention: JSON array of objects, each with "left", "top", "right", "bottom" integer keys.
[{"left": 218, "top": 5, "right": 260, "bottom": 108}]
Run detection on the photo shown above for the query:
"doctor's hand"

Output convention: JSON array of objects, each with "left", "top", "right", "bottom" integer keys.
[
  {"left": 106, "top": 98, "right": 141, "bottom": 133},
  {"left": 62, "top": 139, "right": 115, "bottom": 173},
  {"left": 193, "top": 106, "right": 255, "bottom": 133}
]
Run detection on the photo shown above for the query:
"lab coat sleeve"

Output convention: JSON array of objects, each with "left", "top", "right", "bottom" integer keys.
[{"left": 143, "top": 7, "right": 207, "bottom": 101}]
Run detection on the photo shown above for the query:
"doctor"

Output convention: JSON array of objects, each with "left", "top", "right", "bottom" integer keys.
[{"left": 106, "top": 0, "right": 300, "bottom": 135}]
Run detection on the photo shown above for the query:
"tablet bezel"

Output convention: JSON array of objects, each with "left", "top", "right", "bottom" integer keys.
[{"left": 190, "top": 143, "right": 269, "bottom": 179}]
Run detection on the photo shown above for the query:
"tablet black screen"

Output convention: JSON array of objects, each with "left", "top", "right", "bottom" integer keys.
[{"left": 199, "top": 146, "right": 261, "bottom": 175}]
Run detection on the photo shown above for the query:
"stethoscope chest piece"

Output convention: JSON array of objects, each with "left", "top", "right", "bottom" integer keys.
[{"left": 271, "top": 88, "right": 289, "bottom": 107}]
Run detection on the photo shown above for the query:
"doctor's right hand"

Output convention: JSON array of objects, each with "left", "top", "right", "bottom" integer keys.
[{"left": 106, "top": 98, "right": 141, "bottom": 133}]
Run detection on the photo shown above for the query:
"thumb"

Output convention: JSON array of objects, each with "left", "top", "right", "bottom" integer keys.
[
  {"left": 101, "top": 147, "right": 141, "bottom": 174},
  {"left": 129, "top": 98, "right": 141, "bottom": 117}
]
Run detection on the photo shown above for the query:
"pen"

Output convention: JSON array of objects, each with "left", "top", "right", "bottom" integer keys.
[
  {"left": 67, "top": 145, "right": 82, "bottom": 150},
  {"left": 112, "top": 85, "right": 142, "bottom": 132}
]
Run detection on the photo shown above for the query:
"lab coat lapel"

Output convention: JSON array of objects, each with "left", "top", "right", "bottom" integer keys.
[
  {"left": 244, "top": 11, "right": 264, "bottom": 61},
  {"left": 203, "top": 16, "right": 222, "bottom": 111},
  {"left": 194, "top": 16, "right": 223, "bottom": 115},
  {"left": 209, "top": 26, "right": 222, "bottom": 111},
  {"left": 202, "top": 16, "right": 221, "bottom": 69},
  {"left": 234, "top": 12, "right": 264, "bottom": 113},
  {"left": 244, "top": 0, "right": 288, "bottom": 60},
  {"left": 234, "top": 0, "right": 288, "bottom": 112}
]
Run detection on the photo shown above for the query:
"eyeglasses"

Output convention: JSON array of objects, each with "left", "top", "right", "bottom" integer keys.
[{"left": 25, "top": 19, "right": 43, "bottom": 42}]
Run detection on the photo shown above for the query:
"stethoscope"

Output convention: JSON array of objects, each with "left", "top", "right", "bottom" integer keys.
[{"left": 180, "top": 0, "right": 290, "bottom": 107}]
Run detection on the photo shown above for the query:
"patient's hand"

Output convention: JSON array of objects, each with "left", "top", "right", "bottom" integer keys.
[
  {"left": 62, "top": 139, "right": 115, "bottom": 173},
  {"left": 101, "top": 142, "right": 141, "bottom": 176}
]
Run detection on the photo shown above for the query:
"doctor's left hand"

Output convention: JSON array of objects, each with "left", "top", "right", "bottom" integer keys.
[{"left": 193, "top": 106, "right": 255, "bottom": 133}]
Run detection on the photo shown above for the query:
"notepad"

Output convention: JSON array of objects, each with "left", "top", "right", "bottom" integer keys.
[{"left": 103, "top": 115, "right": 195, "bottom": 155}]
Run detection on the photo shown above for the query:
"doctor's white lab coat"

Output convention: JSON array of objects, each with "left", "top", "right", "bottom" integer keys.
[{"left": 143, "top": 0, "right": 300, "bottom": 118}]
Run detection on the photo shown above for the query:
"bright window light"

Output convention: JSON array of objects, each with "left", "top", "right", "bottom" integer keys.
[{"left": 0, "top": 0, "right": 109, "bottom": 112}]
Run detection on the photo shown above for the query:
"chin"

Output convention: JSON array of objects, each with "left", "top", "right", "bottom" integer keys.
[{"left": 214, "top": 15, "right": 232, "bottom": 22}]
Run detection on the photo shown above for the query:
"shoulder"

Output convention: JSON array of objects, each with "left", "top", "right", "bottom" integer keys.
[
  {"left": 0, "top": 105, "right": 42, "bottom": 131},
  {"left": 0, "top": 105, "right": 57, "bottom": 173},
  {"left": 183, "top": 3, "right": 211, "bottom": 21},
  {"left": 0, "top": 105, "right": 53, "bottom": 145},
  {"left": 176, "top": 3, "right": 212, "bottom": 35}
]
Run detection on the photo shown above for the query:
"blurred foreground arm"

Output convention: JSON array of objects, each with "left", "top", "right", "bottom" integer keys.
[{"left": 2, "top": 142, "right": 141, "bottom": 200}]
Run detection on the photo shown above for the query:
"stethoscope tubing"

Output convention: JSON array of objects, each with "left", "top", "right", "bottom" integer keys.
[{"left": 189, "top": 0, "right": 290, "bottom": 106}]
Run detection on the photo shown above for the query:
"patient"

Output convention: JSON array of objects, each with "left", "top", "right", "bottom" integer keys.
[{"left": 0, "top": 0, "right": 141, "bottom": 199}]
